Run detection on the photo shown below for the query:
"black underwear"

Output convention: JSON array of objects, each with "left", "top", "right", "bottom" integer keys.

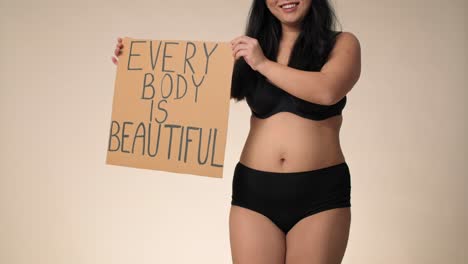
[{"left": 231, "top": 161, "right": 351, "bottom": 234}]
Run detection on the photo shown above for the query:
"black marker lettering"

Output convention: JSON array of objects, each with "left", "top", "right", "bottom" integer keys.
[
  {"left": 162, "top": 41, "right": 178, "bottom": 72},
  {"left": 128, "top": 40, "right": 145, "bottom": 70},
  {"left": 203, "top": 42, "right": 218, "bottom": 74}
]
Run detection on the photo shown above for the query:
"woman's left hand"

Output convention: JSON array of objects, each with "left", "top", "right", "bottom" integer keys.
[{"left": 230, "top": 35, "right": 269, "bottom": 72}]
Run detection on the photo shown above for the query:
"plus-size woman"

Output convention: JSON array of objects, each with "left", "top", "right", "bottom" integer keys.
[
  {"left": 228, "top": 0, "right": 361, "bottom": 263},
  {"left": 111, "top": 1, "right": 361, "bottom": 263}
]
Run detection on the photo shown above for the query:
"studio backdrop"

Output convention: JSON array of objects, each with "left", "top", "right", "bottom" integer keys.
[{"left": 1, "top": 0, "right": 466, "bottom": 263}]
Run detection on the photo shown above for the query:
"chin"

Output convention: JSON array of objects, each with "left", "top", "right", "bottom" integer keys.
[{"left": 271, "top": 1, "right": 309, "bottom": 25}]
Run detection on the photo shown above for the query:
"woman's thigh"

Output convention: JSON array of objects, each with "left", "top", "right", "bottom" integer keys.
[
  {"left": 285, "top": 207, "right": 351, "bottom": 264},
  {"left": 229, "top": 205, "right": 286, "bottom": 264}
]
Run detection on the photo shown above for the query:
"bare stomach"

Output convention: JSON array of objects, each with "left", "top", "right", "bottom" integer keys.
[{"left": 239, "top": 112, "right": 346, "bottom": 173}]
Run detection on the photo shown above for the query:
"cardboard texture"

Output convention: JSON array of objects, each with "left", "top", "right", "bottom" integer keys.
[{"left": 106, "top": 37, "right": 234, "bottom": 178}]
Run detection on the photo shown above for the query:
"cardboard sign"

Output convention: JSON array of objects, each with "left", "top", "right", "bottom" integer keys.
[{"left": 106, "top": 37, "right": 234, "bottom": 178}]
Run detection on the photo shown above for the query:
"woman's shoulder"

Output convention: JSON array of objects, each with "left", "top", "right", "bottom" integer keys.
[
  {"left": 328, "top": 31, "right": 361, "bottom": 57},
  {"left": 333, "top": 31, "right": 360, "bottom": 45}
]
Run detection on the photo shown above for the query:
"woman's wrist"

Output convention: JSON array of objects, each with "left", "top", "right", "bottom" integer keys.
[{"left": 256, "top": 58, "right": 272, "bottom": 75}]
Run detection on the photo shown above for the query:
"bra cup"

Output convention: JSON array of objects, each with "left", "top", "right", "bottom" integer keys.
[
  {"left": 247, "top": 80, "right": 282, "bottom": 116},
  {"left": 245, "top": 77, "right": 347, "bottom": 119},
  {"left": 292, "top": 95, "right": 329, "bottom": 114},
  {"left": 292, "top": 94, "right": 347, "bottom": 116}
]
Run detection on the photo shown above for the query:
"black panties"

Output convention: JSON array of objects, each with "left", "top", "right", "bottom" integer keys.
[{"left": 231, "top": 161, "right": 351, "bottom": 234}]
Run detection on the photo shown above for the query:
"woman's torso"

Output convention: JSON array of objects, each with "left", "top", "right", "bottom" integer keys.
[{"left": 239, "top": 42, "right": 346, "bottom": 173}]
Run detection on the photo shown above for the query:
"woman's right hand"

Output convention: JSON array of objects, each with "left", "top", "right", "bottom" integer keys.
[{"left": 111, "top": 37, "right": 124, "bottom": 66}]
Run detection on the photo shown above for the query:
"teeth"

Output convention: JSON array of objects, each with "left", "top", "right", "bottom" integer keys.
[{"left": 282, "top": 3, "right": 297, "bottom": 9}]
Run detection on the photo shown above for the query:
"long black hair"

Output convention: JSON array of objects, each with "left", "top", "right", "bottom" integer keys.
[{"left": 231, "top": 0, "right": 342, "bottom": 102}]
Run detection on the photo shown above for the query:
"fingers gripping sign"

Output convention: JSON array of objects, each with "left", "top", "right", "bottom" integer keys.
[{"left": 230, "top": 35, "right": 268, "bottom": 72}]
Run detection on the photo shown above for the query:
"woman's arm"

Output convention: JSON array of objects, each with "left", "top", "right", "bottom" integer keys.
[{"left": 256, "top": 32, "right": 361, "bottom": 105}]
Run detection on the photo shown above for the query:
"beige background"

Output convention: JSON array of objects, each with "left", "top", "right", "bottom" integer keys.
[{"left": 1, "top": 0, "right": 466, "bottom": 263}]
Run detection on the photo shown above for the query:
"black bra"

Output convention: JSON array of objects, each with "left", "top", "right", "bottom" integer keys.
[{"left": 245, "top": 78, "right": 346, "bottom": 120}]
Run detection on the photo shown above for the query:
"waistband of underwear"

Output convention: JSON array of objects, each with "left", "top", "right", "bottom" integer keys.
[{"left": 235, "top": 161, "right": 349, "bottom": 177}]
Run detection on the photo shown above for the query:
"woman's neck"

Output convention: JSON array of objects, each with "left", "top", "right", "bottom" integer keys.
[{"left": 281, "top": 24, "right": 300, "bottom": 45}]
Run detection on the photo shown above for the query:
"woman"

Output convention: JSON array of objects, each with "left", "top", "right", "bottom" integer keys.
[
  {"left": 112, "top": 1, "right": 361, "bottom": 263},
  {"left": 228, "top": 0, "right": 360, "bottom": 263}
]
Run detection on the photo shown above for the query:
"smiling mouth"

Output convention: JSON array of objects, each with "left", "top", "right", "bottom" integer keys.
[{"left": 280, "top": 1, "right": 300, "bottom": 9}]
